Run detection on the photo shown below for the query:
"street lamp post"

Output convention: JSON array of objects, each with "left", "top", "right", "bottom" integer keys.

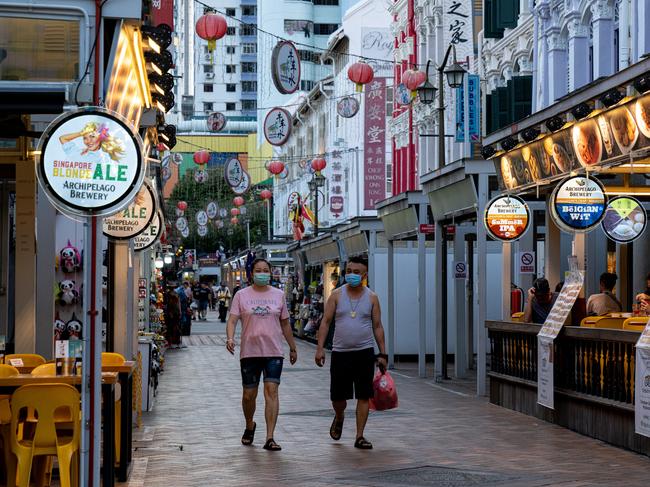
[
  {"left": 416, "top": 44, "right": 466, "bottom": 382},
  {"left": 244, "top": 218, "right": 251, "bottom": 249},
  {"left": 308, "top": 173, "right": 326, "bottom": 237}
]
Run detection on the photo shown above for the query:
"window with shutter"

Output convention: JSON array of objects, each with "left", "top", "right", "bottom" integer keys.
[
  {"left": 497, "top": 87, "right": 510, "bottom": 128},
  {"left": 511, "top": 76, "right": 532, "bottom": 122},
  {"left": 484, "top": 0, "right": 520, "bottom": 39}
]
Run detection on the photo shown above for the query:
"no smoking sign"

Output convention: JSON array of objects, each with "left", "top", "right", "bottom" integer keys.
[
  {"left": 519, "top": 251, "right": 535, "bottom": 274},
  {"left": 454, "top": 261, "right": 467, "bottom": 279}
]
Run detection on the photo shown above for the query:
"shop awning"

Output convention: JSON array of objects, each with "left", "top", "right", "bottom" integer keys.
[
  {"left": 336, "top": 217, "right": 383, "bottom": 257},
  {"left": 482, "top": 57, "right": 650, "bottom": 194},
  {"left": 301, "top": 233, "right": 340, "bottom": 265},
  {"left": 376, "top": 192, "right": 428, "bottom": 240}
]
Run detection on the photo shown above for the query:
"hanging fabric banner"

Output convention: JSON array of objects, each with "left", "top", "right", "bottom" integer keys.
[{"left": 363, "top": 77, "right": 386, "bottom": 210}]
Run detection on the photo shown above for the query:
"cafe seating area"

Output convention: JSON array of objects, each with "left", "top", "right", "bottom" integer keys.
[{"left": 0, "top": 352, "right": 135, "bottom": 487}]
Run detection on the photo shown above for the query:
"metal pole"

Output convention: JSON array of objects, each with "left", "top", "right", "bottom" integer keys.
[
  {"left": 266, "top": 200, "right": 271, "bottom": 241},
  {"left": 466, "top": 233, "right": 475, "bottom": 370},
  {"left": 442, "top": 228, "right": 448, "bottom": 379},
  {"left": 387, "top": 238, "right": 395, "bottom": 368},
  {"left": 437, "top": 66, "right": 446, "bottom": 169},
  {"left": 417, "top": 204, "right": 427, "bottom": 378},
  {"left": 463, "top": 55, "right": 471, "bottom": 158},
  {"left": 477, "top": 174, "right": 488, "bottom": 396},
  {"left": 314, "top": 186, "right": 319, "bottom": 237},
  {"left": 246, "top": 219, "right": 251, "bottom": 249}
]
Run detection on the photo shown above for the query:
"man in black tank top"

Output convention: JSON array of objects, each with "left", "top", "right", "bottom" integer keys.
[{"left": 315, "top": 256, "right": 387, "bottom": 450}]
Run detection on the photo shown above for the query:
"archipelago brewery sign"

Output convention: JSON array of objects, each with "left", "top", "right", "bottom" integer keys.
[
  {"left": 37, "top": 107, "right": 145, "bottom": 217},
  {"left": 484, "top": 195, "right": 530, "bottom": 242},
  {"left": 134, "top": 211, "right": 163, "bottom": 251},
  {"left": 103, "top": 179, "right": 156, "bottom": 240},
  {"left": 550, "top": 176, "right": 606, "bottom": 233}
]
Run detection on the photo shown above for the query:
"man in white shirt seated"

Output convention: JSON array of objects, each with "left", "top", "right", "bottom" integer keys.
[{"left": 587, "top": 272, "right": 622, "bottom": 316}]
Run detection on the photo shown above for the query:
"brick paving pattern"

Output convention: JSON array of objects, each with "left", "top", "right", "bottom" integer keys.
[{"left": 123, "top": 311, "right": 650, "bottom": 487}]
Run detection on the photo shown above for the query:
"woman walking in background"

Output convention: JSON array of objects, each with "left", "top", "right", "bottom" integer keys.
[
  {"left": 226, "top": 258, "right": 298, "bottom": 451},
  {"left": 165, "top": 286, "right": 182, "bottom": 349}
]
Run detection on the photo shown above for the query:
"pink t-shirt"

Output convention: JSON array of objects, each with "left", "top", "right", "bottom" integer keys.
[{"left": 230, "top": 286, "right": 289, "bottom": 359}]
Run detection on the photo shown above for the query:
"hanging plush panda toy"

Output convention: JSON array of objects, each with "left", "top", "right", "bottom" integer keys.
[
  {"left": 57, "top": 280, "right": 79, "bottom": 306},
  {"left": 59, "top": 240, "right": 82, "bottom": 274}
]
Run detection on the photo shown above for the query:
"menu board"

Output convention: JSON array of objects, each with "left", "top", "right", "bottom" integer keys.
[
  {"left": 550, "top": 176, "right": 606, "bottom": 233},
  {"left": 538, "top": 259, "right": 584, "bottom": 410},
  {"left": 494, "top": 93, "right": 650, "bottom": 191},
  {"left": 601, "top": 196, "right": 647, "bottom": 243},
  {"left": 483, "top": 195, "right": 530, "bottom": 242}
]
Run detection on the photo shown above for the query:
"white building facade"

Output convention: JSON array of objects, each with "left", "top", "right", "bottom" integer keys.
[
  {"left": 170, "top": 0, "right": 259, "bottom": 127},
  {"left": 271, "top": 0, "right": 393, "bottom": 238}
]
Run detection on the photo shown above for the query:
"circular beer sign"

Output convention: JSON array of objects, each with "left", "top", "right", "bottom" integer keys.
[
  {"left": 601, "top": 196, "right": 647, "bottom": 243},
  {"left": 134, "top": 212, "right": 163, "bottom": 251},
  {"left": 271, "top": 41, "right": 300, "bottom": 95},
  {"left": 37, "top": 107, "right": 145, "bottom": 217},
  {"left": 264, "top": 108, "right": 292, "bottom": 146},
  {"left": 103, "top": 179, "right": 156, "bottom": 240},
  {"left": 484, "top": 195, "right": 530, "bottom": 242},
  {"left": 550, "top": 176, "right": 607, "bottom": 233}
]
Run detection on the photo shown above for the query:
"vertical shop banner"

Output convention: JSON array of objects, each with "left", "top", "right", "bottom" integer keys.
[
  {"left": 537, "top": 258, "right": 584, "bottom": 409},
  {"left": 635, "top": 326, "right": 650, "bottom": 437},
  {"left": 151, "top": 0, "right": 174, "bottom": 29},
  {"left": 364, "top": 77, "right": 386, "bottom": 210},
  {"left": 329, "top": 150, "right": 346, "bottom": 219},
  {"left": 443, "top": 0, "right": 474, "bottom": 137},
  {"left": 456, "top": 74, "right": 480, "bottom": 142}
]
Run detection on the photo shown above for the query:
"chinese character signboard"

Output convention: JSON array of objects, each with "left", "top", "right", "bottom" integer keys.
[
  {"left": 456, "top": 74, "right": 480, "bottom": 142},
  {"left": 264, "top": 108, "right": 292, "bottom": 146},
  {"left": 271, "top": 41, "right": 300, "bottom": 95},
  {"left": 329, "top": 150, "right": 345, "bottom": 219},
  {"left": 364, "top": 77, "right": 387, "bottom": 210}
]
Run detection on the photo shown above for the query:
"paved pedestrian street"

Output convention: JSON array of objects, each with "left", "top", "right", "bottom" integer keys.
[{"left": 121, "top": 311, "right": 649, "bottom": 487}]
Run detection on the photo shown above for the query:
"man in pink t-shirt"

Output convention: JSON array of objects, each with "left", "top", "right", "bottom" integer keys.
[{"left": 226, "top": 258, "right": 298, "bottom": 451}]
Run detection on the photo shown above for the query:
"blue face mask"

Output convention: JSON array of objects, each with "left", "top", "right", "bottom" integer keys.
[
  {"left": 253, "top": 273, "right": 271, "bottom": 286},
  {"left": 345, "top": 273, "right": 363, "bottom": 287}
]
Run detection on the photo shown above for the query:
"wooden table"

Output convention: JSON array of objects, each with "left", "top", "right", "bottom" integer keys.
[
  {"left": 102, "top": 361, "right": 135, "bottom": 482},
  {"left": 0, "top": 372, "right": 118, "bottom": 487}
]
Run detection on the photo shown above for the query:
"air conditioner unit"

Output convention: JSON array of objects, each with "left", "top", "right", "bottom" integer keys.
[{"left": 205, "top": 73, "right": 215, "bottom": 79}]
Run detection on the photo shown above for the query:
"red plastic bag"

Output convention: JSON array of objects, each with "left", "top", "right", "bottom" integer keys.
[{"left": 369, "top": 370, "right": 398, "bottom": 411}]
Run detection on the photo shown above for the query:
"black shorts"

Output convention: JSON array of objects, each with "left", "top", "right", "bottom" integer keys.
[
  {"left": 240, "top": 357, "right": 283, "bottom": 388},
  {"left": 330, "top": 348, "right": 375, "bottom": 401}
]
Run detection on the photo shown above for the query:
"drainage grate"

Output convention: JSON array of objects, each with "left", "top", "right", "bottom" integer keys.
[{"left": 340, "top": 466, "right": 524, "bottom": 487}]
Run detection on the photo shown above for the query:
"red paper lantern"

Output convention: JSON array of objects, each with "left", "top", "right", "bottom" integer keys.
[
  {"left": 233, "top": 196, "right": 245, "bottom": 207},
  {"left": 195, "top": 13, "right": 228, "bottom": 60},
  {"left": 177, "top": 201, "right": 188, "bottom": 211},
  {"left": 230, "top": 208, "right": 240, "bottom": 216},
  {"left": 231, "top": 217, "right": 239, "bottom": 225},
  {"left": 402, "top": 68, "right": 427, "bottom": 97},
  {"left": 193, "top": 149, "right": 210, "bottom": 165},
  {"left": 348, "top": 61, "right": 374, "bottom": 92},
  {"left": 267, "top": 160, "right": 285, "bottom": 177},
  {"left": 260, "top": 189, "right": 273, "bottom": 201},
  {"left": 311, "top": 157, "right": 327, "bottom": 174}
]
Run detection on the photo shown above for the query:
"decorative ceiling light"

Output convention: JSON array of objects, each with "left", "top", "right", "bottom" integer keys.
[
  {"left": 521, "top": 127, "right": 540, "bottom": 142},
  {"left": 571, "top": 102, "right": 592, "bottom": 120},
  {"left": 545, "top": 116, "right": 565, "bottom": 132},
  {"left": 600, "top": 89, "right": 624, "bottom": 107},
  {"left": 480, "top": 145, "right": 496, "bottom": 159},
  {"left": 501, "top": 137, "right": 518, "bottom": 152},
  {"left": 634, "top": 75, "right": 650, "bottom": 94}
]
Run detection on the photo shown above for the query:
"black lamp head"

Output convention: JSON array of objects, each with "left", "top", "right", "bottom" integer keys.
[
  {"left": 600, "top": 89, "right": 624, "bottom": 107},
  {"left": 634, "top": 75, "right": 650, "bottom": 94},
  {"left": 501, "top": 137, "right": 518, "bottom": 152},
  {"left": 545, "top": 116, "right": 565, "bottom": 132},
  {"left": 480, "top": 145, "right": 496, "bottom": 159},
  {"left": 521, "top": 127, "right": 540, "bottom": 142},
  {"left": 571, "top": 102, "right": 592, "bottom": 120}
]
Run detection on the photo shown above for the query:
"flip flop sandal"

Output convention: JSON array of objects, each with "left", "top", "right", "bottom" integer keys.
[
  {"left": 354, "top": 437, "right": 373, "bottom": 450},
  {"left": 263, "top": 438, "right": 282, "bottom": 451},
  {"left": 330, "top": 416, "right": 344, "bottom": 441},
  {"left": 241, "top": 422, "right": 256, "bottom": 445}
]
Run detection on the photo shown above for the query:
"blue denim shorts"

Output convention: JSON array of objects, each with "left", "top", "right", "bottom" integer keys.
[{"left": 240, "top": 357, "right": 283, "bottom": 388}]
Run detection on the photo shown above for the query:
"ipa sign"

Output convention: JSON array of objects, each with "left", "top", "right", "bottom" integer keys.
[
  {"left": 484, "top": 195, "right": 530, "bottom": 242},
  {"left": 37, "top": 108, "right": 145, "bottom": 217},
  {"left": 103, "top": 179, "right": 156, "bottom": 240}
]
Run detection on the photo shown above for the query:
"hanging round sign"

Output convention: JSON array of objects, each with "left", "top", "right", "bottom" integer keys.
[
  {"left": 207, "top": 201, "right": 218, "bottom": 219},
  {"left": 194, "top": 170, "right": 208, "bottom": 183},
  {"left": 36, "top": 107, "right": 145, "bottom": 217},
  {"left": 103, "top": 179, "right": 156, "bottom": 240},
  {"left": 395, "top": 83, "right": 412, "bottom": 105},
  {"left": 162, "top": 165, "right": 171, "bottom": 183},
  {"left": 483, "top": 195, "right": 531, "bottom": 242},
  {"left": 207, "top": 112, "right": 227, "bottom": 132},
  {"left": 224, "top": 157, "right": 244, "bottom": 187},
  {"left": 134, "top": 211, "right": 163, "bottom": 251},
  {"left": 171, "top": 153, "right": 183, "bottom": 165},
  {"left": 264, "top": 108, "right": 292, "bottom": 146},
  {"left": 239, "top": 206, "right": 247, "bottom": 216},
  {"left": 181, "top": 225, "right": 190, "bottom": 238},
  {"left": 197, "top": 224, "right": 208, "bottom": 237},
  {"left": 175, "top": 216, "right": 188, "bottom": 232},
  {"left": 196, "top": 210, "right": 208, "bottom": 226},
  {"left": 550, "top": 176, "right": 607, "bottom": 233},
  {"left": 232, "top": 170, "right": 251, "bottom": 195},
  {"left": 601, "top": 196, "right": 647, "bottom": 243},
  {"left": 175, "top": 207, "right": 184, "bottom": 217},
  {"left": 271, "top": 41, "right": 300, "bottom": 95},
  {"left": 215, "top": 220, "right": 224, "bottom": 229},
  {"left": 337, "top": 97, "right": 360, "bottom": 118},
  {"left": 219, "top": 208, "right": 228, "bottom": 218}
]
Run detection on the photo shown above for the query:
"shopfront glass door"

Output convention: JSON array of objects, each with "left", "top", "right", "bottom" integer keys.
[{"left": 0, "top": 179, "right": 15, "bottom": 352}]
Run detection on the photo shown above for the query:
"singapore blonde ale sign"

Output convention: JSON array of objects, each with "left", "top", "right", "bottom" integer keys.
[
  {"left": 37, "top": 108, "right": 145, "bottom": 217},
  {"left": 103, "top": 179, "right": 156, "bottom": 240}
]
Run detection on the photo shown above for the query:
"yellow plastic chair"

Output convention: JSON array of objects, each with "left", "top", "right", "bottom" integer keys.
[
  {"left": 0, "top": 364, "right": 20, "bottom": 378},
  {"left": 30, "top": 363, "right": 56, "bottom": 376},
  {"left": 0, "top": 365, "right": 18, "bottom": 487},
  {"left": 4, "top": 354, "right": 46, "bottom": 368},
  {"left": 623, "top": 317, "right": 649, "bottom": 332},
  {"left": 511, "top": 312, "right": 524, "bottom": 323},
  {"left": 102, "top": 352, "right": 125, "bottom": 466},
  {"left": 10, "top": 384, "right": 80, "bottom": 487},
  {"left": 581, "top": 316, "right": 625, "bottom": 329}
]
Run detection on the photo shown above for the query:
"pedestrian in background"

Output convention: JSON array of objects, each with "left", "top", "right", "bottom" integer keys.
[
  {"left": 216, "top": 282, "right": 232, "bottom": 323},
  {"left": 226, "top": 258, "right": 298, "bottom": 451},
  {"left": 164, "top": 286, "right": 182, "bottom": 349},
  {"left": 198, "top": 282, "right": 211, "bottom": 320},
  {"left": 523, "top": 278, "right": 557, "bottom": 324},
  {"left": 315, "top": 256, "right": 387, "bottom": 450}
]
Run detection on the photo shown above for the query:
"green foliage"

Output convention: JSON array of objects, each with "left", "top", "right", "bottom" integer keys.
[{"left": 165, "top": 165, "right": 269, "bottom": 254}]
